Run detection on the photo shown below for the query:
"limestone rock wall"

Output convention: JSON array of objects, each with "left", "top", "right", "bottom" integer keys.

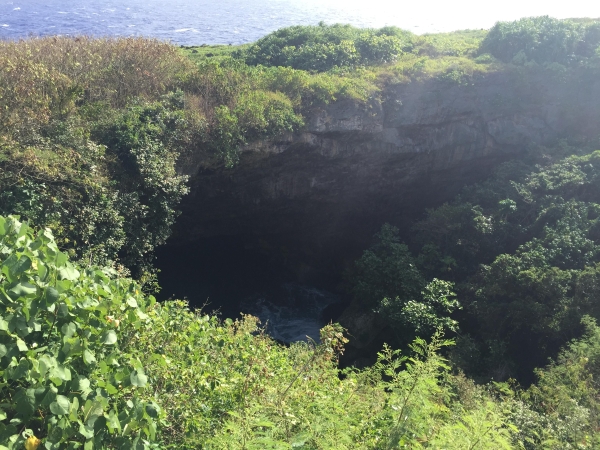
[{"left": 173, "top": 68, "right": 600, "bottom": 281}]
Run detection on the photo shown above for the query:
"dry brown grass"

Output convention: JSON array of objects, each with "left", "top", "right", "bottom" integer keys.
[{"left": 0, "top": 36, "right": 193, "bottom": 133}]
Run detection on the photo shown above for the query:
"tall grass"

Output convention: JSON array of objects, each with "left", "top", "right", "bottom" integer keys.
[{"left": 0, "top": 36, "right": 192, "bottom": 134}]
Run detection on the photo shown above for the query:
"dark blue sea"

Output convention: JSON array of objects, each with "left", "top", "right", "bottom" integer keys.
[{"left": 2, "top": 0, "right": 599, "bottom": 46}]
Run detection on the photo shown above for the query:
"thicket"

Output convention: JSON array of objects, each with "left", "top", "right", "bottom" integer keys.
[
  {"left": 2, "top": 19, "right": 598, "bottom": 284},
  {"left": 348, "top": 144, "right": 600, "bottom": 386},
  {"left": 3, "top": 18, "right": 600, "bottom": 447},
  {"left": 0, "top": 37, "right": 376, "bottom": 284},
  {"left": 241, "top": 23, "right": 414, "bottom": 71},
  {"left": 2, "top": 213, "right": 600, "bottom": 448},
  {"left": 480, "top": 16, "right": 600, "bottom": 64}
]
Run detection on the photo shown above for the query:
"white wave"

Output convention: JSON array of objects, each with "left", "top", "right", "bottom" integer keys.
[
  {"left": 174, "top": 28, "right": 199, "bottom": 33},
  {"left": 13, "top": 7, "right": 20, "bottom": 11},
  {"left": 1, "top": 24, "right": 9, "bottom": 27}
]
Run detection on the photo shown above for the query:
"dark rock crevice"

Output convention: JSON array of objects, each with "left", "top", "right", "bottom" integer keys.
[{"left": 166, "top": 67, "right": 600, "bottom": 301}]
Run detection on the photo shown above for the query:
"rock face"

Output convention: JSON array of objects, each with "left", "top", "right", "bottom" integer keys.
[{"left": 174, "top": 68, "right": 600, "bottom": 281}]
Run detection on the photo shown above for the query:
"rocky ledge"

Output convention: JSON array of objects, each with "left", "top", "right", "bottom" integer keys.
[{"left": 174, "top": 68, "right": 600, "bottom": 282}]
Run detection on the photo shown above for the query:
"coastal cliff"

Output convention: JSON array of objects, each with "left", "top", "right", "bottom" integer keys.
[{"left": 174, "top": 68, "right": 600, "bottom": 280}]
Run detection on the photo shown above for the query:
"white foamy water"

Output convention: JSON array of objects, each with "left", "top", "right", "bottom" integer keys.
[
  {"left": 1, "top": 0, "right": 599, "bottom": 45},
  {"left": 240, "top": 283, "right": 340, "bottom": 343}
]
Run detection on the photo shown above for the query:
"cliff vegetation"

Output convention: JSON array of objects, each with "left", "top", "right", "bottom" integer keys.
[{"left": 1, "top": 16, "right": 600, "bottom": 448}]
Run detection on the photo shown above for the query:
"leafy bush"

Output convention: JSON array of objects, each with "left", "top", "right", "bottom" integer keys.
[
  {"left": 0, "top": 37, "right": 192, "bottom": 138},
  {"left": 479, "top": 16, "right": 600, "bottom": 64},
  {"left": 0, "top": 215, "right": 159, "bottom": 449},
  {"left": 411, "top": 148, "right": 600, "bottom": 381},
  {"left": 90, "top": 95, "right": 191, "bottom": 276},
  {"left": 5, "top": 212, "right": 600, "bottom": 448},
  {"left": 242, "top": 23, "right": 413, "bottom": 71},
  {"left": 506, "top": 316, "right": 600, "bottom": 448},
  {"left": 128, "top": 304, "right": 514, "bottom": 449},
  {"left": 350, "top": 224, "right": 460, "bottom": 342},
  {"left": 0, "top": 36, "right": 380, "bottom": 278},
  {"left": 0, "top": 95, "right": 191, "bottom": 281}
]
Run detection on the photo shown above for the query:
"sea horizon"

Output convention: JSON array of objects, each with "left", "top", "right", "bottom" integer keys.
[{"left": 1, "top": 0, "right": 600, "bottom": 46}]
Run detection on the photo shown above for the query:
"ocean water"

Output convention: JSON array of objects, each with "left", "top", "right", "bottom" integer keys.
[
  {"left": 240, "top": 283, "right": 340, "bottom": 343},
  {"left": 1, "top": 0, "right": 600, "bottom": 45}
]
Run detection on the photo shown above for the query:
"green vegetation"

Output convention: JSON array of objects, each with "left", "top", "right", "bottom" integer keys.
[
  {"left": 0, "top": 36, "right": 376, "bottom": 284},
  {"left": 347, "top": 144, "right": 600, "bottom": 386},
  {"left": 240, "top": 23, "right": 414, "bottom": 71},
  {"left": 349, "top": 224, "right": 460, "bottom": 343},
  {"left": 2, "top": 16, "right": 600, "bottom": 448},
  {"left": 2, "top": 213, "right": 600, "bottom": 448},
  {"left": 480, "top": 16, "right": 600, "bottom": 64},
  {"left": 0, "top": 216, "right": 159, "bottom": 449},
  {"left": 2, "top": 18, "right": 599, "bottom": 282}
]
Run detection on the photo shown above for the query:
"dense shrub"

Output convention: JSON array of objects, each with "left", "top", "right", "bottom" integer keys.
[
  {"left": 0, "top": 95, "right": 191, "bottom": 281},
  {"left": 0, "top": 216, "right": 159, "bottom": 449},
  {"left": 0, "top": 37, "right": 378, "bottom": 277},
  {"left": 0, "top": 37, "right": 192, "bottom": 138},
  {"left": 349, "top": 224, "right": 460, "bottom": 343},
  {"left": 2, "top": 210, "right": 600, "bottom": 448},
  {"left": 242, "top": 23, "right": 413, "bottom": 71},
  {"left": 410, "top": 148, "right": 600, "bottom": 381},
  {"left": 479, "top": 16, "right": 600, "bottom": 64}
]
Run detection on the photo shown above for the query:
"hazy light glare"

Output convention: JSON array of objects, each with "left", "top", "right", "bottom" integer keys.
[{"left": 289, "top": 0, "right": 600, "bottom": 33}]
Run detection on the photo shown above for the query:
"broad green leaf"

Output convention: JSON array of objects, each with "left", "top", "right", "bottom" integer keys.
[
  {"left": 83, "top": 349, "right": 96, "bottom": 365},
  {"left": 1, "top": 254, "right": 18, "bottom": 281},
  {"left": 79, "top": 421, "right": 95, "bottom": 440},
  {"left": 58, "top": 264, "right": 80, "bottom": 281},
  {"left": 50, "top": 395, "right": 70, "bottom": 415},
  {"left": 38, "top": 354, "right": 56, "bottom": 376},
  {"left": 37, "top": 263, "right": 48, "bottom": 281},
  {"left": 130, "top": 370, "right": 148, "bottom": 387},
  {"left": 38, "top": 385, "right": 58, "bottom": 407},
  {"left": 100, "top": 330, "right": 117, "bottom": 346},
  {"left": 16, "top": 221, "right": 28, "bottom": 238},
  {"left": 106, "top": 410, "right": 121, "bottom": 433},
  {"left": 57, "top": 303, "right": 70, "bottom": 318},
  {"left": 0, "top": 409, "right": 5, "bottom": 421},
  {"left": 8, "top": 358, "right": 29, "bottom": 380},
  {"left": 143, "top": 404, "right": 158, "bottom": 419},
  {"left": 69, "top": 396, "right": 80, "bottom": 421},
  {"left": 55, "top": 280, "right": 72, "bottom": 294},
  {"left": 55, "top": 252, "right": 68, "bottom": 268},
  {"left": 0, "top": 318, "right": 7, "bottom": 331},
  {"left": 0, "top": 344, "right": 6, "bottom": 358},
  {"left": 10, "top": 255, "right": 31, "bottom": 278},
  {"left": 61, "top": 322, "right": 77, "bottom": 338},
  {"left": 49, "top": 365, "right": 71, "bottom": 385},
  {"left": 16, "top": 338, "right": 28, "bottom": 352},
  {"left": 75, "top": 377, "right": 92, "bottom": 399},
  {"left": 13, "top": 316, "right": 32, "bottom": 337},
  {"left": 8, "top": 282, "right": 37, "bottom": 298},
  {"left": 14, "top": 388, "right": 35, "bottom": 417},
  {"left": 45, "top": 287, "right": 59, "bottom": 304},
  {"left": 104, "top": 383, "right": 118, "bottom": 395},
  {"left": 83, "top": 399, "right": 104, "bottom": 426}
]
